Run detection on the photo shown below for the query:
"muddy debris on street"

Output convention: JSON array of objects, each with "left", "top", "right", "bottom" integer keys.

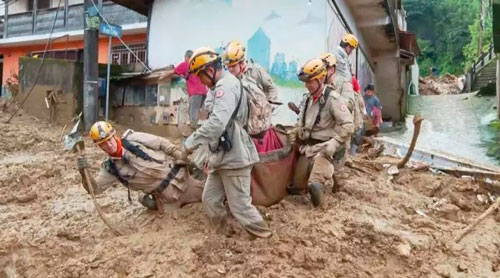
[
  {"left": 1, "top": 102, "right": 500, "bottom": 278},
  {"left": 419, "top": 74, "right": 464, "bottom": 95}
]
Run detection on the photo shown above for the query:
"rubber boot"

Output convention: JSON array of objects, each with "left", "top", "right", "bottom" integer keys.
[
  {"left": 308, "top": 183, "right": 323, "bottom": 207},
  {"left": 244, "top": 221, "right": 272, "bottom": 238},
  {"left": 139, "top": 194, "right": 158, "bottom": 210}
]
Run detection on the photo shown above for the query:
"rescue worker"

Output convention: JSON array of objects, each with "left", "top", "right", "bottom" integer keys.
[
  {"left": 320, "top": 51, "right": 366, "bottom": 156},
  {"left": 182, "top": 47, "right": 272, "bottom": 238},
  {"left": 288, "top": 58, "right": 354, "bottom": 207},
  {"left": 77, "top": 121, "right": 203, "bottom": 211},
  {"left": 331, "top": 34, "right": 364, "bottom": 133},
  {"left": 222, "top": 40, "right": 279, "bottom": 139}
]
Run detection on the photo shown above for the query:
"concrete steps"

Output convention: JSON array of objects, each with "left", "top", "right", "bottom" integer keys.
[{"left": 473, "top": 58, "right": 497, "bottom": 91}]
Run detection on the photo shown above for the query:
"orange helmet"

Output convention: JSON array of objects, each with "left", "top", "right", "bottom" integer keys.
[
  {"left": 298, "top": 58, "right": 327, "bottom": 82},
  {"left": 342, "top": 34, "right": 359, "bottom": 48},
  {"left": 90, "top": 121, "right": 116, "bottom": 144},
  {"left": 319, "top": 53, "right": 337, "bottom": 68},
  {"left": 189, "top": 47, "right": 219, "bottom": 76},
  {"left": 222, "top": 40, "right": 246, "bottom": 66}
]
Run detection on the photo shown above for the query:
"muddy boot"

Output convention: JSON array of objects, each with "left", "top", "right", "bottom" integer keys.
[
  {"left": 287, "top": 185, "right": 304, "bottom": 195},
  {"left": 244, "top": 221, "right": 272, "bottom": 238},
  {"left": 308, "top": 183, "right": 323, "bottom": 207},
  {"left": 139, "top": 194, "right": 158, "bottom": 210},
  {"left": 332, "top": 176, "right": 345, "bottom": 193}
]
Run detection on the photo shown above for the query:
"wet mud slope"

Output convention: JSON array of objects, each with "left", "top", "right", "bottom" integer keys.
[{"left": 1, "top": 103, "right": 499, "bottom": 278}]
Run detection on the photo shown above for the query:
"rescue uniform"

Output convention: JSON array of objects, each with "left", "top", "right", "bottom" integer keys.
[
  {"left": 184, "top": 73, "right": 270, "bottom": 237},
  {"left": 333, "top": 46, "right": 364, "bottom": 131},
  {"left": 293, "top": 86, "right": 354, "bottom": 190},
  {"left": 83, "top": 131, "right": 203, "bottom": 209}
]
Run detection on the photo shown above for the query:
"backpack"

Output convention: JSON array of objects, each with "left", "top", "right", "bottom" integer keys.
[{"left": 241, "top": 77, "right": 273, "bottom": 136}]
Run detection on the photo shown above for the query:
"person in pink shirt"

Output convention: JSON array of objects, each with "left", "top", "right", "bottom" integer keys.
[{"left": 174, "top": 50, "right": 208, "bottom": 129}]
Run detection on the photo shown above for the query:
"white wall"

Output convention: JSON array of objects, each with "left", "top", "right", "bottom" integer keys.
[
  {"left": 7, "top": 0, "right": 28, "bottom": 14},
  {"left": 149, "top": 0, "right": 327, "bottom": 69},
  {"left": 148, "top": 0, "right": 329, "bottom": 126}
]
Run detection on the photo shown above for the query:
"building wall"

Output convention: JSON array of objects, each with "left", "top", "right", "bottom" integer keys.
[
  {"left": 148, "top": 0, "right": 373, "bottom": 126},
  {"left": 0, "top": 33, "right": 146, "bottom": 85},
  {"left": 7, "top": 0, "right": 29, "bottom": 14},
  {"left": 17, "top": 56, "right": 83, "bottom": 124}
]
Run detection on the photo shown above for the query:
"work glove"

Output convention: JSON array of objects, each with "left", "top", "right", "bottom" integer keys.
[
  {"left": 77, "top": 157, "right": 88, "bottom": 170},
  {"left": 321, "top": 139, "right": 341, "bottom": 158},
  {"left": 286, "top": 126, "right": 300, "bottom": 145},
  {"left": 180, "top": 145, "right": 194, "bottom": 162}
]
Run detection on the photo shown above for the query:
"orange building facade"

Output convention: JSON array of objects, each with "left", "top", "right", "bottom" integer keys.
[{"left": 0, "top": 33, "right": 146, "bottom": 85}]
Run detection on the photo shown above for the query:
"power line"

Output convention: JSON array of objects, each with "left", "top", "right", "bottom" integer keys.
[
  {"left": 5, "top": 0, "right": 63, "bottom": 123},
  {"left": 89, "top": 0, "right": 152, "bottom": 73}
]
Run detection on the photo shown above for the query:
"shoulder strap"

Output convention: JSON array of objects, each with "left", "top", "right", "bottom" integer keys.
[
  {"left": 103, "top": 158, "right": 132, "bottom": 201},
  {"left": 301, "top": 86, "right": 332, "bottom": 128},
  {"left": 302, "top": 97, "right": 310, "bottom": 126},
  {"left": 224, "top": 79, "right": 244, "bottom": 131},
  {"left": 150, "top": 165, "right": 182, "bottom": 195},
  {"left": 121, "top": 138, "right": 162, "bottom": 164},
  {"left": 316, "top": 86, "right": 332, "bottom": 125}
]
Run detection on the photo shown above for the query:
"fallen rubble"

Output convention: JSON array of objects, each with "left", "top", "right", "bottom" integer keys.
[{"left": 419, "top": 74, "right": 464, "bottom": 95}]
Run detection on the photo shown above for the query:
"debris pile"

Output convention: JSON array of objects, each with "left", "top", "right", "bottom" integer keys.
[
  {"left": 1, "top": 103, "right": 499, "bottom": 278},
  {"left": 419, "top": 74, "right": 464, "bottom": 95}
]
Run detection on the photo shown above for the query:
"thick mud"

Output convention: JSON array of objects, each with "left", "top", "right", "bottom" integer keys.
[{"left": 1, "top": 101, "right": 499, "bottom": 278}]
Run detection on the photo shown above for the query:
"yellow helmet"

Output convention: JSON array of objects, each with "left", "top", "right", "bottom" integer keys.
[
  {"left": 222, "top": 40, "right": 246, "bottom": 66},
  {"left": 342, "top": 34, "right": 359, "bottom": 48},
  {"left": 90, "top": 121, "right": 116, "bottom": 144},
  {"left": 298, "top": 58, "right": 327, "bottom": 82},
  {"left": 189, "top": 47, "right": 219, "bottom": 76},
  {"left": 319, "top": 53, "right": 337, "bottom": 68}
]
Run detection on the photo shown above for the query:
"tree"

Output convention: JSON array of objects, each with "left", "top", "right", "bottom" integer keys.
[{"left": 405, "top": 0, "right": 482, "bottom": 75}]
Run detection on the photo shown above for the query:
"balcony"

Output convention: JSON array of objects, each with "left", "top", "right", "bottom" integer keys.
[{"left": 3, "top": 2, "right": 147, "bottom": 39}]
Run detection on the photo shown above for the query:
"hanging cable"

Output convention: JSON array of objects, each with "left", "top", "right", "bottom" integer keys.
[{"left": 89, "top": 0, "right": 152, "bottom": 73}]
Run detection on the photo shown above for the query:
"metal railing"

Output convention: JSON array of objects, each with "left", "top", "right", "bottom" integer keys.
[
  {"left": 470, "top": 43, "right": 496, "bottom": 90},
  {"left": 4, "top": 2, "right": 147, "bottom": 39}
]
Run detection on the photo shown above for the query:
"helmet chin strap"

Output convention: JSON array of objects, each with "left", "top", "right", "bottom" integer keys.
[
  {"left": 210, "top": 66, "right": 217, "bottom": 86},
  {"left": 200, "top": 65, "right": 218, "bottom": 88}
]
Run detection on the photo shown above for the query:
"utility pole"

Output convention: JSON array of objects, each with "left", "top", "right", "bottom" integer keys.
[
  {"left": 479, "top": 0, "right": 485, "bottom": 56},
  {"left": 83, "top": 0, "right": 100, "bottom": 130},
  {"left": 497, "top": 58, "right": 500, "bottom": 119}
]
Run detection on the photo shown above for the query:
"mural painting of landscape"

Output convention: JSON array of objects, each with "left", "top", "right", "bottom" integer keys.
[{"left": 149, "top": 0, "right": 327, "bottom": 125}]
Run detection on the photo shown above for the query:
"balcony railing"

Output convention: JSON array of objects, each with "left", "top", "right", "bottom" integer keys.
[{"left": 3, "top": 2, "right": 147, "bottom": 39}]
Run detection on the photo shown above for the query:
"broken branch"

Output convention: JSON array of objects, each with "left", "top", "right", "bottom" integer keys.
[{"left": 398, "top": 114, "right": 423, "bottom": 169}]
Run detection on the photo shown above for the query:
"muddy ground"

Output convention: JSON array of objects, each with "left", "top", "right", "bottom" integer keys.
[
  {"left": 419, "top": 74, "right": 463, "bottom": 95},
  {"left": 1, "top": 102, "right": 500, "bottom": 278}
]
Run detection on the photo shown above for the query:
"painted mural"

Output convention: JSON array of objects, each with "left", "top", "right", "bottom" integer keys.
[{"left": 149, "top": 0, "right": 372, "bottom": 125}]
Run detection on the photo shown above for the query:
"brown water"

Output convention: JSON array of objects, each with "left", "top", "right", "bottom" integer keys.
[{"left": 384, "top": 93, "right": 499, "bottom": 166}]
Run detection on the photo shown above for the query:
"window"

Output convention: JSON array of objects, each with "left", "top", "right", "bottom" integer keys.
[
  {"left": 111, "top": 43, "right": 147, "bottom": 65},
  {"left": 28, "top": 0, "right": 51, "bottom": 11},
  {"left": 30, "top": 49, "right": 83, "bottom": 61}
]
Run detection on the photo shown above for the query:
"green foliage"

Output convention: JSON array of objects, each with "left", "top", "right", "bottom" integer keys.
[
  {"left": 405, "top": 0, "right": 490, "bottom": 75},
  {"left": 463, "top": 12, "right": 493, "bottom": 70}
]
